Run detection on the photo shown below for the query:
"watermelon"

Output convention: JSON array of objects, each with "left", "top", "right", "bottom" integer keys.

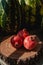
[
  {"left": 0, "top": 0, "right": 21, "bottom": 33},
  {"left": 0, "top": 0, "right": 43, "bottom": 34},
  {"left": 18, "top": 0, "right": 41, "bottom": 29}
]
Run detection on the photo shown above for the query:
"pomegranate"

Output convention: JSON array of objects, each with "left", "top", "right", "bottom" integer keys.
[
  {"left": 11, "top": 35, "right": 23, "bottom": 48},
  {"left": 17, "top": 28, "right": 29, "bottom": 39},
  {"left": 23, "top": 35, "right": 38, "bottom": 50}
]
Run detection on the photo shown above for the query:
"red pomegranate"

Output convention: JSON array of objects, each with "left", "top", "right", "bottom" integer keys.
[
  {"left": 11, "top": 35, "right": 23, "bottom": 48},
  {"left": 23, "top": 35, "right": 38, "bottom": 50},
  {"left": 17, "top": 29, "right": 29, "bottom": 39}
]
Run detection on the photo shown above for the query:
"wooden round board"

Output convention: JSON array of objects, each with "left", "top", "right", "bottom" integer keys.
[{"left": 0, "top": 35, "right": 43, "bottom": 65}]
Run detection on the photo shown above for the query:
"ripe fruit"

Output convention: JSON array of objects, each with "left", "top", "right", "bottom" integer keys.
[
  {"left": 1, "top": 0, "right": 21, "bottom": 33},
  {"left": 11, "top": 35, "right": 23, "bottom": 48},
  {"left": 17, "top": 29, "right": 29, "bottom": 39},
  {"left": 24, "top": 35, "right": 38, "bottom": 50}
]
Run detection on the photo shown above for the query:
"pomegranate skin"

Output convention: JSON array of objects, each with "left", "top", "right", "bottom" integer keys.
[
  {"left": 11, "top": 35, "right": 23, "bottom": 48},
  {"left": 24, "top": 35, "right": 38, "bottom": 50},
  {"left": 17, "top": 29, "right": 29, "bottom": 39}
]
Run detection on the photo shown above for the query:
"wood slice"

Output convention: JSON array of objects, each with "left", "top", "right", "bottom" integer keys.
[{"left": 0, "top": 35, "right": 43, "bottom": 65}]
